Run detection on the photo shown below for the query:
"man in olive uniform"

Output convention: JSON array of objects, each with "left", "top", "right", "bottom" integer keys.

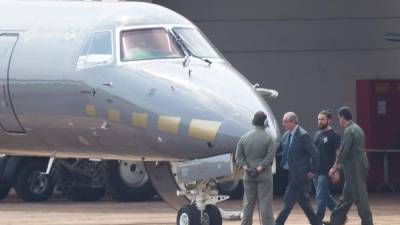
[
  {"left": 323, "top": 107, "right": 374, "bottom": 225},
  {"left": 235, "top": 111, "right": 276, "bottom": 225}
]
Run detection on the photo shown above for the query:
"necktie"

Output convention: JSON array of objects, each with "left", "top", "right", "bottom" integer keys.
[
  {"left": 287, "top": 133, "right": 292, "bottom": 148},
  {"left": 280, "top": 133, "right": 292, "bottom": 169}
]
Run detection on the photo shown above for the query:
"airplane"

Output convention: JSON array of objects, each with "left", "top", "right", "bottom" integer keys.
[{"left": 0, "top": 1, "right": 280, "bottom": 224}]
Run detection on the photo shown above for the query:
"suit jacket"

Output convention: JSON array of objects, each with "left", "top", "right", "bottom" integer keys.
[{"left": 279, "top": 126, "right": 319, "bottom": 184}]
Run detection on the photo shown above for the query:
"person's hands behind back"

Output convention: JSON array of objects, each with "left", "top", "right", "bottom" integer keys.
[{"left": 246, "top": 168, "right": 259, "bottom": 178}]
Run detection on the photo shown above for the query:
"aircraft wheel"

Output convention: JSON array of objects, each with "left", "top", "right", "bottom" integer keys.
[
  {"left": 217, "top": 180, "right": 243, "bottom": 199},
  {"left": 177, "top": 204, "right": 200, "bottom": 225},
  {"left": 0, "top": 183, "right": 11, "bottom": 200},
  {"left": 203, "top": 205, "right": 222, "bottom": 225},
  {"left": 65, "top": 187, "right": 106, "bottom": 201},
  {"left": 109, "top": 160, "right": 156, "bottom": 202},
  {"left": 14, "top": 161, "right": 54, "bottom": 202}
]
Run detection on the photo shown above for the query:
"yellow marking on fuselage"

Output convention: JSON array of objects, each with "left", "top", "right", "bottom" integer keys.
[
  {"left": 108, "top": 108, "right": 121, "bottom": 122},
  {"left": 85, "top": 104, "right": 96, "bottom": 116},
  {"left": 158, "top": 116, "right": 181, "bottom": 134},
  {"left": 132, "top": 112, "right": 148, "bottom": 128},
  {"left": 189, "top": 119, "right": 222, "bottom": 141}
]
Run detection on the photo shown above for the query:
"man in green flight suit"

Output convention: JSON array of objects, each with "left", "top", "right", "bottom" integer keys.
[
  {"left": 235, "top": 111, "right": 276, "bottom": 225},
  {"left": 323, "top": 107, "right": 374, "bottom": 225}
]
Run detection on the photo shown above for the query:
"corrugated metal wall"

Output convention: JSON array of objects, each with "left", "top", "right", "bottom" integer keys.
[{"left": 153, "top": 0, "right": 400, "bottom": 132}]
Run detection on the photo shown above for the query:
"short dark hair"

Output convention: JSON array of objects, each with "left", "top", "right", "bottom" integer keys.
[
  {"left": 252, "top": 111, "right": 267, "bottom": 126},
  {"left": 338, "top": 106, "right": 352, "bottom": 120},
  {"left": 319, "top": 109, "right": 332, "bottom": 120}
]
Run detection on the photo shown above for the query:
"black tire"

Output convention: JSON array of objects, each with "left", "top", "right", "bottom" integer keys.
[
  {"left": 177, "top": 204, "right": 200, "bottom": 225},
  {"left": 108, "top": 160, "right": 156, "bottom": 202},
  {"left": 204, "top": 205, "right": 222, "bottom": 225},
  {"left": 65, "top": 187, "right": 106, "bottom": 202},
  {"left": 217, "top": 180, "right": 243, "bottom": 199},
  {"left": 0, "top": 184, "right": 11, "bottom": 201},
  {"left": 14, "top": 161, "right": 54, "bottom": 202}
]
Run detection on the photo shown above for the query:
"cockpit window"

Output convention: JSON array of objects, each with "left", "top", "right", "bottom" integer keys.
[
  {"left": 87, "top": 31, "right": 112, "bottom": 55},
  {"left": 120, "top": 28, "right": 184, "bottom": 61},
  {"left": 172, "top": 27, "right": 222, "bottom": 59},
  {"left": 76, "top": 31, "right": 113, "bottom": 70}
]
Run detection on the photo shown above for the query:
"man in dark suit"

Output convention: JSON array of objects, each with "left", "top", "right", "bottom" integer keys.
[{"left": 276, "top": 112, "right": 321, "bottom": 225}]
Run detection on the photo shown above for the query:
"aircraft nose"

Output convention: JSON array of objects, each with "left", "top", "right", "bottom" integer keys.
[
  {"left": 216, "top": 87, "right": 279, "bottom": 149},
  {"left": 117, "top": 61, "right": 279, "bottom": 159},
  {"left": 189, "top": 66, "right": 280, "bottom": 154}
]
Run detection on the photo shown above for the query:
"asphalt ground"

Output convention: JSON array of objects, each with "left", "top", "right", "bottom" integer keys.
[{"left": 0, "top": 193, "right": 399, "bottom": 225}]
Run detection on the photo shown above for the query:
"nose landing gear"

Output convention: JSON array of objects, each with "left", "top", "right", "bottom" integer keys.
[
  {"left": 176, "top": 180, "right": 227, "bottom": 225},
  {"left": 144, "top": 161, "right": 239, "bottom": 225},
  {"left": 177, "top": 204, "right": 222, "bottom": 225}
]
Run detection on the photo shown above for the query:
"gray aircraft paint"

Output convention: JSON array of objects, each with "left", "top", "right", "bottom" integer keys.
[{"left": 0, "top": 1, "right": 279, "bottom": 161}]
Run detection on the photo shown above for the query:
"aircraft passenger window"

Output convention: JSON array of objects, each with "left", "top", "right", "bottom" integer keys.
[
  {"left": 76, "top": 31, "right": 113, "bottom": 70},
  {"left": 120, "top": 28, "right": 184, "bottom": 61}
]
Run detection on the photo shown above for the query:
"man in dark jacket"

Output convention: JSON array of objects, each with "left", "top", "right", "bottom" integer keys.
[
  {"left": 236, "top": 111, "right": 276, "bottom": 225},
  {"left": 276, "top": 112, "right": 321, "bottom": 225}
]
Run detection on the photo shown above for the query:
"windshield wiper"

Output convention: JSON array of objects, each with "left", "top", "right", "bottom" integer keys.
[
  {"left": 182, "top": 54, "right": 212, "bottom": 67},
  {"left": 171, "top": 30, "right": 212, "bottom": 67}
]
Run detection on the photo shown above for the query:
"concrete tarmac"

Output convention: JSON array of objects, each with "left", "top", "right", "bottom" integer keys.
[{"left": 0, "top": 193, "right": 399, "bottom": 225}]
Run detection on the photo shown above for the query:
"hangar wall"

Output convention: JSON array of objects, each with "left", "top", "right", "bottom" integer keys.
[{"left": 153, "top": 0, "right": 400, "bottom": 133}]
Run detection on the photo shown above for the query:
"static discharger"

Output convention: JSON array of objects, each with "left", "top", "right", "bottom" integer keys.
[
  {"left": 188, "top": 119, "right": 221, "bottom": 141},
  {"left": 158, "top": 116, "right": 181, "bottom": 134},
  {"left": 84, "top": 104, "right": 96, "bottom": 116},
  {"left": 108, "top": 108, "right": 121, "bottom": 122},
  {"left": 132, "top": 112, "right": 148, "bottom": 128}
]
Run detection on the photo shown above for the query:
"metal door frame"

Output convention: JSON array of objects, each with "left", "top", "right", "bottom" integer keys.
[{"left": 0, "top": 32, "right": 25, "bottom": 134}]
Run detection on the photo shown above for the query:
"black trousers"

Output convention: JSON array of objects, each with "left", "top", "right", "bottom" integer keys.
[{"left": 275, "top": 170, "right": 321, "bottom": 225}]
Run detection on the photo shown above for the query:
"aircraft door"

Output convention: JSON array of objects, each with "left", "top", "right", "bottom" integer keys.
[{"left": 0, "top": 33, "right": 25, "bottom": 133}]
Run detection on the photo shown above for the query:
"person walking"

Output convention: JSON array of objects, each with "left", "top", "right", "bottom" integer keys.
[
  {"left": 323, "top": 107, "right": 374, "bottom": 225},
  {"left": 275, "top": 112, "right": 321, "bottom": 225},
  {"left": 235, "top": 111, "right": 276, "bottom": 225},
  {"left": 313, "top": 110, "right": 340, "bottom": 220}
]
